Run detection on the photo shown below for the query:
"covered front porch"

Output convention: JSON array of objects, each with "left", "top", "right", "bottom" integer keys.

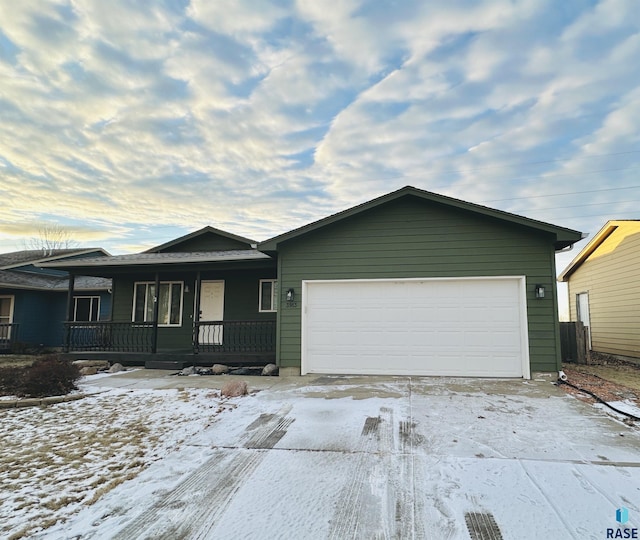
[
  {"left": 63, "top": 318, "right": 276, "bottom": 368},
  {"left": 41, "top": 229, "right": 279, "bottom": 369}
]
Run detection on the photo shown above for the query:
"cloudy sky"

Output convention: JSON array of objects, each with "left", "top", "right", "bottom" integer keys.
[{"left": 1, "top": 0, "right": 639, "bottom": 279}]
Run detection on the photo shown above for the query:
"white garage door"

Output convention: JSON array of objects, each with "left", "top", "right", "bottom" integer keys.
[{"left": 302, "top": 277, "right": 530, "bottom": 378}]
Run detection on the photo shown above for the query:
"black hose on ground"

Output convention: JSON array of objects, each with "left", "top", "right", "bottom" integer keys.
[{"left": 557, "top": 378, "right": 640, "bottom": 422}]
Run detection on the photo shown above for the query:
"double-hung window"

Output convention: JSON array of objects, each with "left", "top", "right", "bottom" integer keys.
[
  {"left": 74, "top": 296, "right": 100, "bottom": 322},
  {"left": 0, "top": 296, "right": 14, "bottom": 340},
  {"left": 259, "top": 280, "right": 277, "bottom": 312},
  {"left": 133, "top": 282, "right": 183, "bottom": 326}
]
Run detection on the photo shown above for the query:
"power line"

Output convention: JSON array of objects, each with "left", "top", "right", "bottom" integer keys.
[
  {"left": 524, "top": 199, "right": 640, "bottom": 212},
  {"left": 482, "top": 184, "right": 640, "bottom": 203},
  {"left": 369, "top": 149, "right": 640, "bottom": 183},
  {"left": 429, "top": 149, "right": 640, "bottom": 177}
]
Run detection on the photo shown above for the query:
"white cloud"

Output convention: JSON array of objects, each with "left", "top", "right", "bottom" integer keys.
[{"left": 0, "top": 0, "right": 638, "bottom": 256}]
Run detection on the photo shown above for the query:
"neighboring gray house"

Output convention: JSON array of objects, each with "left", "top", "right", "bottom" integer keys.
[
  {"left": 0, "top": 249, "right": 111, "bottom": 351},
  {"left": 45, "top": 186, "right": 582, "bottom": 377}
]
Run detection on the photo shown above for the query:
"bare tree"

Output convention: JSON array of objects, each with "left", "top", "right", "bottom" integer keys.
[{"left": 22, "top": 224, "right": 79, "bottom": 254}]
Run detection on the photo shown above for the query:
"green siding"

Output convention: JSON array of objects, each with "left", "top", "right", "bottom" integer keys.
[
  {"left": 159, "top": 234, "right": 251, "bottom": 252},
  {"left": 276, "top": 197, "right": 561, "bottom": 373},
  {"left": 111, "top": 268, "right": 276, "bottom": 351}
]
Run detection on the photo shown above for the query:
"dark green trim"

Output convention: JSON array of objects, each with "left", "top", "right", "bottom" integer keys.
[
  {"left": 146, "top": 226, "right": 256, "bottom": 253},
  {"left": 259, "top": 185, "right": 582, "bottom": 252}
]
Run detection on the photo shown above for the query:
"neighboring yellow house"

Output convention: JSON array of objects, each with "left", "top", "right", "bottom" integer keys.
[{"left": 558, "top": 220, "right": 640, "bottom": 359}]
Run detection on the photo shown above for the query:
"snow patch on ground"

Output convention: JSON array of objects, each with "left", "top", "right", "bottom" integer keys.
[
  {"left": 2, "top": 374, "right": 640, "bottom": 539},
  {"left": 0, "top": 382, "right": 233, "bottom": 539}
]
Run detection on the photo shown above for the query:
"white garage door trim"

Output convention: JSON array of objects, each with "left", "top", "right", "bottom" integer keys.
[{"left": 301, "top": 276, "right": 530, "bottom": 379}]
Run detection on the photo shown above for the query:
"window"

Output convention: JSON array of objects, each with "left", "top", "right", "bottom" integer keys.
[
  {"left": 74, "top": 296, "right": 100, "bottom": 322},
  {"left": 259, "top": 280, "right": 277, "bottom": 312},
  {"left": 0, "top": 296, "right": 14, "bottom": 341},
  {"left": 133, "top": 282, "right": 183, "bottom": 326}
]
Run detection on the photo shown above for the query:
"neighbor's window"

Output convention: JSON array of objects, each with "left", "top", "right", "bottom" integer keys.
[
  {"left": 0, "top": 296, "right": 14, "bottom": 340},
  {"left": 133, "top": 282, "right": 183, "bottom": 326},
  {"left": 74, "top": 296, "right": 100, "bottom": 322},
  {"left": 259, "top": 280, "right": 277, "bottom": 312},
  {"left": 0, "top": 296, "right": 14, "bottom": 324}
]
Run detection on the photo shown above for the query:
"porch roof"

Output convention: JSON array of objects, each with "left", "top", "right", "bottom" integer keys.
[
  {"left": 40, "top": 250, "right": 273, "bottom": 272},
  {"left": 0, "top": 270, "right": 110, "bottom": 291}
]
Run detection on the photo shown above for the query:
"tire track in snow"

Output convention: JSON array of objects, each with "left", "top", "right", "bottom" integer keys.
[
  {"left": 516, "top": 459, "right": 580, "bottom": 540},
  {"left": 328, "top": 407, "right": 416, "bottom": 539},
  {"left": 112, "top": 405, "right": 293, "bottom": 540}
]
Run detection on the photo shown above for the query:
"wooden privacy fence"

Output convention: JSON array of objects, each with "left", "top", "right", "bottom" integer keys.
[{"left": 560, "top": 321, "right": 589, "bottom": 364}]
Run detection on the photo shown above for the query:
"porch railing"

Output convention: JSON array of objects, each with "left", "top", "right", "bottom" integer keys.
[
  {"left": 64, "top": 322, "right": 154, "bottom": 352},
  {"left": 0, "top": 323, "right": 19, "bottom": 353},
  {"left": 194, "top": 320, "right": 276, "bottom": 354}
]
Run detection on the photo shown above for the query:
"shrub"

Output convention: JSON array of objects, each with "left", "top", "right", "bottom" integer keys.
[
  {"left": 0, "top": 366, "right": 25, "bottom": 396},
  {"left": 16, "top": 355, "right": 81, "bottom": 398}
]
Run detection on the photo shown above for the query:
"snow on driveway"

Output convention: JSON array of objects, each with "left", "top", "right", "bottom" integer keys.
[{"left": 8, "top": 373, "right": 640, "bottom": 539}]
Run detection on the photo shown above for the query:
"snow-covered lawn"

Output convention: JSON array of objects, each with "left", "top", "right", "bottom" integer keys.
[
  {"left": 2, "top": 372, "right": 640, "bottom": 539},
  {"left": 0, "top": 380, "right": 234, "bottom": 539}
]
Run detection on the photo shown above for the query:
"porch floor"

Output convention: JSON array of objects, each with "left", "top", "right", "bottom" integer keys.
[{"left": 63, "top": 352, "right": 276, "bottom": 370}]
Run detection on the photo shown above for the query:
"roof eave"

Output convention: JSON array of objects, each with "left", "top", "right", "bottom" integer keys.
[
  {"left": 0, "top": 248, "right": 110, "bottom": 270},
  {"left": 258, "top": 185, "right": 583, "bottom": 251},
  {"left": 558, "top": 222, "right": 619, "bottom": 281}
]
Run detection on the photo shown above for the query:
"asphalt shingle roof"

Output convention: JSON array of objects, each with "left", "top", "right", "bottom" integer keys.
[{"left": 42, "top": 250, "right": 272, "bottom": 268}]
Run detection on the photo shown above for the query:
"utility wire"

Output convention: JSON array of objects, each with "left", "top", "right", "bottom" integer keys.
[{"left": 482, "top": 184, "right": 640, "bottom": 203}]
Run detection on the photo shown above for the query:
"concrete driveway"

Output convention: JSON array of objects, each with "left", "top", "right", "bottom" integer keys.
[{"left": 83, "top": 372, "right": 640, "bottom": 539}]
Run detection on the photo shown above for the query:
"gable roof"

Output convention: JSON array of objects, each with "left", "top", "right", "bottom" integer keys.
[
  {"left": 558, "top": 220, "right": 640, "bottom": 282},
  {"left": 0, "top": 248, "right": 109, "bottom": 270},
  {"left": 145, "top": 226, "right": 256, "bottom": 253},
  {"left": 258, "top": 185, "right": 583, "bottom": 252}
]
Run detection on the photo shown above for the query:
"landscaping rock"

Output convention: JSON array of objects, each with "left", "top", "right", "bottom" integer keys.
[
  {"left": 220, "top": 380, "right": 248, "bottom": 397},
  {"left": 73, "top": 360, "right": 109, "bottom": 370},
  {"left": 108, "top": 363, "right": 124, "bottom": 373},
  {"left": 262, "top": 363, "right": 279, "bottom": 376},
  {"left": 80, "top": 367, "right": 98, "bottom": 376},
  {"left": 230, "top": 367, "right": 260, "bottom": 376},
  {"left": 210, "top": 364, "right": 229, "bottom": 375},
  {"left": 179, "top": 366, "right": 195, "bottom": 376}
]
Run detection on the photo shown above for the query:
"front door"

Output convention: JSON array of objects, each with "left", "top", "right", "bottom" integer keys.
[
  {"left": 199, "top": 281, "right": 225, "bottom": 344},
  {"left": 576, "top": 292, "right": 591, "bottom": 349}
]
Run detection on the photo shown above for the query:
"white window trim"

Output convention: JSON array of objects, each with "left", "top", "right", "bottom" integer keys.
[
  {"left": 132, "top": 281, "right": 184, "bottom": 327},
  {"left": 73, "top": 296, "right": 101, "bottom": 322},
  {"left": 259, "top": 279, "right": 278, "bottom": 313},
  {"left": 0, "top": 295, "right": 15, "bottom": 324}
]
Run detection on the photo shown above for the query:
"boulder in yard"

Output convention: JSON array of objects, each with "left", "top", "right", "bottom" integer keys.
[
  {"left": 179, "top": 366, "right": 195, "bottom": 376},
  {"left": 79, "top": 367, "right": 98, "bottom": 376},
  {"left": 261, "top": 363, "right": 278, "bottom": 376},
  {"left": 108, "top": 363, "right": 124, "bottom": 373},
  {"left": 221, "top": 380, "right": 248, "bottom": 397},
  {"left": 73, "top": 360, "right": 109, "bottom": 370},
  {"left": 210, "top": 364, "right": 229, "bottom": 375}
]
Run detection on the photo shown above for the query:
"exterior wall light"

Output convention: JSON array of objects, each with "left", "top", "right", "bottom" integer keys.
[
  {"left": 535, "top": 284, "right": 545, "bottom": 298},
  {"left": 286, "top": 288, "right": 295, "bottom": 302}
]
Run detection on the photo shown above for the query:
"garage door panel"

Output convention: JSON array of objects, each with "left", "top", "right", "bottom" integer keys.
[{"left": 303, "top": 278, "right": 529, "bottom": 378}]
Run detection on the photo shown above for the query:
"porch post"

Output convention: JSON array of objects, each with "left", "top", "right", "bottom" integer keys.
[
  {"left": 152, "top": 272, "right": 160, "bottom": 354},
  {"left": 64, "top": 274, "right": 75, "bottom": 352},
  {"left": 193, "top": 271, "right": 202, "bottom": 353}
]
